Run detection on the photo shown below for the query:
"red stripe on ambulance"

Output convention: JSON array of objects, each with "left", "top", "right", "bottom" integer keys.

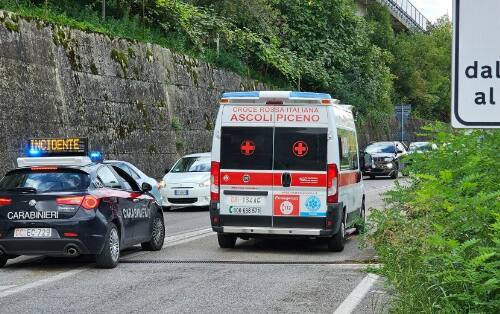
[
  {"left": 220, "top": 172, "right": 273, "bottom": 186},
  {"left": 338, "top": 171, "right": 361, "bottom": 187}
]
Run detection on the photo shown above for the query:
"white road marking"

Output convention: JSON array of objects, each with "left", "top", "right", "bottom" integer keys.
[
  {"left": 0, "top": 268, "right": 86, "bottom": 299},
  {"left": 121, "top": 228, "right": 214, "bottom": 260},
  {"left": 333, "top": 273, "right": 380, "bottom": 314},
  {"left": 0, "top": 285, "right": 17, "bottom": 292}
]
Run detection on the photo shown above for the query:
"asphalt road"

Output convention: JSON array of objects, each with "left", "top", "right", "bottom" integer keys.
[{"left": 0, "top": 177, "right": 396, "bottom": 314}]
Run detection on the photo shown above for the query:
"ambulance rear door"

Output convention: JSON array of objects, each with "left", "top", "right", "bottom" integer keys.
[
  {"left": 272, "top": 105, "right": 329, "bottom": 229},
  {"left": 218, "top": 104, "right": 275, "bottom": 228}
]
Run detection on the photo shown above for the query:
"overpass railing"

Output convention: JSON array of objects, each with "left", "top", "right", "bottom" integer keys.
[{"left": 377, "top": 0, "right": 430, "bottom": 32}]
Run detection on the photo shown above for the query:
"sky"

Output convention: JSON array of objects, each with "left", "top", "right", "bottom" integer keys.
[{"left": 411, "top": 0, "right": 452, "bottom": 22}]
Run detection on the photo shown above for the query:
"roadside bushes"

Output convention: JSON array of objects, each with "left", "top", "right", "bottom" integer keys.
[{"left": 366, "top": 126, "right": 500, "bottom": 313}]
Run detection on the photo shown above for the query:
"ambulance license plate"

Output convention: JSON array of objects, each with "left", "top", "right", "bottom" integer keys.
[
  {"left": 174, "top": 190, "right": 189, "bottom": 196},
  {"left": 14, "top": 228, "right": 52, "bottom": 238},
  {"left": 229, "top": 195, "right": 264, "bottom": 206}
]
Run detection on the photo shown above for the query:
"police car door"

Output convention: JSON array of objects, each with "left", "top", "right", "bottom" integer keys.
[
  {"left": 272, "top": 105, "right": 329, "bottom": 228},
  {"left": 218, "top": 104, "right": 275, "bottom": 228},
  {"left": 96, "top": 166, "right": 136, "bottom": 244}
]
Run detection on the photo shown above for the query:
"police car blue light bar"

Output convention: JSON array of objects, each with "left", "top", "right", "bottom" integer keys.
[
  {"left": 89, "top": 151, "right": 103, "bottom": 163},
  {"left": 17, "top": 156, "right": 93, "bottom": 168}
]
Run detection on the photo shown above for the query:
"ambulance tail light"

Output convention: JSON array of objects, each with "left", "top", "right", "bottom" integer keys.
[
  {"left": 327, "top": 164, "right": 339, "bottom": 203},
  {"left": 210, "top": 161, "right": 220, "bottom": 201}
]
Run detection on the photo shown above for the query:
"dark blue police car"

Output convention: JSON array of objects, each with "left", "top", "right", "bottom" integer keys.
[{"left": 0, "top": 138, "right": 165, "bottom": 268}]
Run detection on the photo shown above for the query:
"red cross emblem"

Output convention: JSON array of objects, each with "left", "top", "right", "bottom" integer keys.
[
  {"left": 241, "top": 139, "right": 255, "bottom": 156},
  {"left": 292, "top": 141, "right": 308, "bottom": 157}
]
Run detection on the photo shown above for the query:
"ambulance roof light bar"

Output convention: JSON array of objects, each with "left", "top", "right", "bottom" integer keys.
[
  {"left": 220, "top": 91, "right": 337, "bottom": 105},
  {"left": 17, "top": 156, "right": 93, "bottom": 168}
]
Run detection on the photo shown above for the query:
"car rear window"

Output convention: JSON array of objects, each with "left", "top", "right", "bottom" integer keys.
[
  {"left": 171, "top": 157, "right": 211, "bottom": 173},
  {"left": 0, "top": 169, "right": 90, "bottom": 193},
  {"left": 274, "top": 127, "right": 327, "bottom": 171},
  {"left": 221, "top": 127, "right": 273, "bottom": 170}
]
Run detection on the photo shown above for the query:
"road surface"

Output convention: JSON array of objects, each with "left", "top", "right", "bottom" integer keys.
[{"left": 0, "top": 177, "right": 395, "bottom": 314}]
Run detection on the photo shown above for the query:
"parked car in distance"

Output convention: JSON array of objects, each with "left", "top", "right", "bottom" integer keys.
[
  {"left": 159, "top": 153, "right": 211, "bottom": 210},
  {"left": 361, "top": 141, "right": 407, "bottom": 179},
  {"left": 104, "top": 160, "right": 162, "bottom": 205},
  {"left": 409, "top": 142, "right": 437, "bottom": 153}
]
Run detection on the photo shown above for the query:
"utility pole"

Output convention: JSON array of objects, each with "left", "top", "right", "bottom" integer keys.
[
  {"left": 102, "top": 0, "right": 106, "bottom": 20},
  {"left": 216, "top": 33, "right": 220, "bottom": 58}
]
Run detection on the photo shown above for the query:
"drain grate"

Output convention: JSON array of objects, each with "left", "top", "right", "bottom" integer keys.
[{"left": 120, "top": 259, "right": 379, "bottom": 265}]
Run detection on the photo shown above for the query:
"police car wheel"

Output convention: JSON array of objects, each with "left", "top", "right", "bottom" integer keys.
[
  {"left": 0, "top": 255, "right": 7, "bottom": 268},
  {"left": 328, "top": 218, "right": 345, "bottom": 252},
  {"left": 217, "top": 233, "right": 236, "bottom": 249},
  {"left": 96, "top": 223, "right": 120, "bottom": 269},
  {"left": 141, "top": 213, "right": 165, "bottom": 251}
]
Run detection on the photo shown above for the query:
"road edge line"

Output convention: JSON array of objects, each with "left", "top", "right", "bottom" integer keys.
[
  {"left": 332, "top": 273, "right": 380, "bottom": 314},
  {"left": 0, "top": 268, "right": 86, "bottom": 299}
]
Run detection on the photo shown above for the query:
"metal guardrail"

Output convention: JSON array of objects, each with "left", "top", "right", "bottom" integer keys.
[{"left": 377, "top": 0, "right": 429, "bottom": 32}]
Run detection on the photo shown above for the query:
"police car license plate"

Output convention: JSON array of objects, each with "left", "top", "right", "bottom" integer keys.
[
  {"left": 14, "top": 228, "right": 52, "bottom": 238},
  {"left": 174, "top": 190, "right": 189, "bottom": 196}
]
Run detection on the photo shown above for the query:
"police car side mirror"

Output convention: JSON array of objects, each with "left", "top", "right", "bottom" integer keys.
[{"left": 141, "top": 182, "right": 152, "bottom": 193}]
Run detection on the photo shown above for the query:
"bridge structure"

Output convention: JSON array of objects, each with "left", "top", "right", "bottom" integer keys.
[{"left": 355, "top": 0, "right": 430, "bottom": 32}]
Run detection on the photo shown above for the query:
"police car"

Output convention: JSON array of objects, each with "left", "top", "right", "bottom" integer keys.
[
  {"left": 210, "top": 91, "right": 365, "bottom": 251},
  {"left": 0, "top": 138, "right": 165, "bottom": 269}
]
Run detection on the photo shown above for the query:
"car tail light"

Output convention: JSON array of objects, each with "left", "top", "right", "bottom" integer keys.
[
  {"left": 82, "top": 195, "right": 100, "bottom": 210},
  {"left": 327, "top": 163, "right": 338, "bottom": 203},
  {"left": 0, "top": 198, "right": 12, "bottom": 206},
  {"left": 63, "top": 232, "right": 78, "bottom": 237},
  {"left": 210, "top": 161, "right": 220, "bottom": 201},
  {"left": 57, "top": 196, "right": 84, "bottom": 206},
  {"left": 57, "top": 195, "right": 100, "bottom": 210}
]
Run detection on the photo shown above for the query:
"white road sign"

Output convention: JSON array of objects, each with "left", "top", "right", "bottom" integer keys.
[{"left": 452, "top": 0, "right": 500, "bottom": 128}]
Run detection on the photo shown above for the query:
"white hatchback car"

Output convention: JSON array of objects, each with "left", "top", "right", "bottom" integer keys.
[{"left": 160, "top": 153, "right": 211, "bottom": 209}]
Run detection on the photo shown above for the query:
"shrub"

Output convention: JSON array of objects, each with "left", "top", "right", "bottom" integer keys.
[{"left": 366, "top": 126, "right": 500, "bottom": 313}]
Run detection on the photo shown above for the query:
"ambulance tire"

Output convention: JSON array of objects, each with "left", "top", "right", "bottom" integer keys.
[
  {"left": 141, "top": 212, "right": 165, "bottom": 251},
  {"left": 217, "top": 233, "right": 236, "bottom": 249},
  {"left": 96, "top": 223, "right": 120, "bottom": 269},
  {"left": 0, "top": 255, "right": 7, "bottom": 268},
  {"left": 354, "top": 198, "right": 366, "bottom": 234},
  {"left": 328, "top": 216, "right": 345, "bottom": 252}
]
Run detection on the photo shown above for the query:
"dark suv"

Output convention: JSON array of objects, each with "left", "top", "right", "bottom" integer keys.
[{"left": 361, "top": 141, "right": 407, "bottom": 179}]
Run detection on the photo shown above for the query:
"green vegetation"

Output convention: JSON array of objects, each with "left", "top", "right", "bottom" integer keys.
[
  {"left": 170, "top": 116, "right": 181, "bottom": 131},
  {"left": 0, "top": 0, "right": 452, "bottom": 122},
  {"left": 366, "top": 127, "right": 500, "bottom": 312}
]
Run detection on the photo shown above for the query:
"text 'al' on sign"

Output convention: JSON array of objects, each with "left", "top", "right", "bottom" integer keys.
[{"left": 452, "top": 0, "right": 500, "bottom": 128}]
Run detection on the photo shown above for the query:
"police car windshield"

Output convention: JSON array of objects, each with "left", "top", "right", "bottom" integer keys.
[
  {"left": 365, "top": 142, "right": 396, "bottom": 154},
  {"left": 0, "top": 169, "right": 90, "bottom": 193},
  {"left": 171, "top": 157, "right": 210, "bottom": 173}
]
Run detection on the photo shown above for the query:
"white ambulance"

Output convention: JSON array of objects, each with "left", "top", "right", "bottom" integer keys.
[{"left": 209, "top": 91, "right": 365, "bottom": 252}]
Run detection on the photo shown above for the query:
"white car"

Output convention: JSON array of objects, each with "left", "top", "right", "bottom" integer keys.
[{"left": 160, "top": 153, "right": 211, "bottom": 209}]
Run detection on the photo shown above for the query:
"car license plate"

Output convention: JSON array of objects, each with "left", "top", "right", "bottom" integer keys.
[
  {"left": 174, "top": 190, "right": 189, "bottom": 196},
  {"left": 14, "top": 228, "right": 52, "bottom": 238}
]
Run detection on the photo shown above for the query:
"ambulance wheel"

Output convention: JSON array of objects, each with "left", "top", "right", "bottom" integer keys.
[
  {"left": 217, "top": 233, "right": 236, "bottom": 249},
  {"left": 0, "top": 255, "right": 7, "bottom": 268},
  {"left": 96, "top": 223, "right": 120, "bottom": 269},
  {"left": 354, "top": 198, "right": 366, "bottom": 234},
  {"left": 328, "top": 218, "right": 345, "bottom": 252},
  {"left": 142, "top": 212, "right": 165, "bottom": 251}
]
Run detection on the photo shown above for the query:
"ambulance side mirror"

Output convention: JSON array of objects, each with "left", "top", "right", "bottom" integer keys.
[{"left": 141, "top": 182, "right": 152, "bottom": 193}]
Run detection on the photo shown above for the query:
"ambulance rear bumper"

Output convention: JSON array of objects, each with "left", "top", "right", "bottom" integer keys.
[{"left": 221, "top": 226, "right": 324, "bottom": 236}]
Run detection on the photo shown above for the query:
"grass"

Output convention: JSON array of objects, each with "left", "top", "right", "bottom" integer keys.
[{"left": 0, "top": 0, "right": 289, "bottom": 88}]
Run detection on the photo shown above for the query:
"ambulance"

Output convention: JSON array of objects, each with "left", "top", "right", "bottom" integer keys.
[{"left": 209, "top": 91, "right": 365, "bottom": 251}]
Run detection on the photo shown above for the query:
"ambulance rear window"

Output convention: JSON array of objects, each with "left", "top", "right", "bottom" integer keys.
[
  {"left": 274, "top": 128, "right": 327, "bottom": 171},
  {"left": 221, "top": 127, "right": 273, "bottom": 170}
]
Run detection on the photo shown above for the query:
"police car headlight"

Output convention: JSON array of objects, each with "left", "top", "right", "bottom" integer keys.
[
  {"left": 386, "top": 163, "right": 393, "bottom": 169},
  {"left": 199, "top": 180, "right": 210, "bottom": 187},
  {"left": 383, "top": 157, "right": 393, "bottom": 162}
]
